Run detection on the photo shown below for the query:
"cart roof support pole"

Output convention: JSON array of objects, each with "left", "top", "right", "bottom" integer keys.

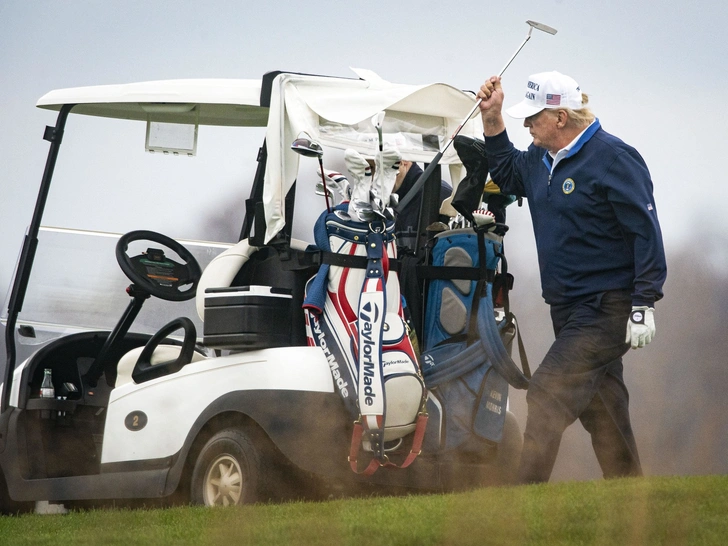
[{"left": 2, "top": 104, "right": 74, "bottom": 414}]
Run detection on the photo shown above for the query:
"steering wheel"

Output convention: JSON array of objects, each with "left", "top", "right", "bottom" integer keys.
[
  {"left": 132, "top": 317, "right": 197, "bottom": 384},
  {"left": 116, "top": 230, "right": 201, "bottom": 301}
]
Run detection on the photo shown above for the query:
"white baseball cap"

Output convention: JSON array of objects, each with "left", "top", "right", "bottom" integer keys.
[{"left": 506, "top": 71, "right": 583, "bottom": 119}]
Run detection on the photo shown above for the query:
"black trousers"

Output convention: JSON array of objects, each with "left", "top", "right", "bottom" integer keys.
[{"left": 517, "top": 289, "right": 643, "bottom": 483}]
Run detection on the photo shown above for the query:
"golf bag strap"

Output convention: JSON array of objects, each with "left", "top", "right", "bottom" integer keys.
[
  {"left": 475, "top": 290, "right": 530, "bottom": 390},
  {"left": 322, "top": 251, "right": 400, "bottom": 272},
  {"left": 357, "top": 230, "right": 388, "bottom": 458},
  {"left": 422, "top": 338, "right": 486, "bottom": 386},
  {"left": 509, "top": 312, "right": 531, "bottom": 379},
  {"left": 392, "top": 412, "right": 429, "bottom": 469},
  {"left": 467, "top": 279, "right": 486, "bottom": 345},
  {"left": 349, "top": 412, "right": 429, "bottom": 475},
  {"left": 422, "top": 283, "right": 529, "bottom": 389},
  {"left": 494, "top": 245, "right": 511, "bottom": 314},
  {"left": 492, "top": 242, "right": 529, "bottom": 379},
  {"left": 268, "top": 245, "right": 402, "bottom": 272},
  {"left": 466, "top": 229, "right": 491, "bottom": 344},
  {"left": 348, "top": 422, "right": 383, "bottom": 475}
]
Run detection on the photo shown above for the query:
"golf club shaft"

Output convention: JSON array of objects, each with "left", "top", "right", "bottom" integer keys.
[
  {"left": 377, "top": 123, "right": 384, "bottom": 212},
  {"left": 318, "top": 157, "right": 331, "bottom": 212},
  {"left": 401, "top": 150, "right": 443, "bottom": 209},
  {"left": 396, "top": 25, "right": 544, "bottom": 213},
  {"left": 439, "top": 33, "right": 533, "bottom": 158}
]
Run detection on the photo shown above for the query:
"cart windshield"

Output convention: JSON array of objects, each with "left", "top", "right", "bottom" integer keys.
[{"left": 1, "top": 227, "right": 230, "bottom": 339}]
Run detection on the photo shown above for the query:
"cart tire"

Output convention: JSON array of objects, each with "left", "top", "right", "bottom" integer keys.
[
  {"left": 190, "top": 428, "right": 262, "bottom": 506},
  {"left": 494, "top": 411, "right": 523, "bottom": 485}
]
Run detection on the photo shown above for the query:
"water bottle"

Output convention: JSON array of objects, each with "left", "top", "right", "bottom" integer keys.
[{"left": 40, "top": 368, "right": 55, "bottom": 399}]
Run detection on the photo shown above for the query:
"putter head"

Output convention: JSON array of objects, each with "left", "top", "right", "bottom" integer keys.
[
  {"left": 526, "top": 20, "right": 558, "bottom": 35},
  {"left": 291, "top": 132, "right": 323, "bottom": 158}
]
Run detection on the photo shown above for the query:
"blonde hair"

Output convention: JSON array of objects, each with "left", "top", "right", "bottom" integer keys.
[{"left": 563, "top": 92, "right": 595, "bottom": 128}]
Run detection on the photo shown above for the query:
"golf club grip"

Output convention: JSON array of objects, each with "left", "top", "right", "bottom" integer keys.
[{"left": 395, "top": 151, "right": 444, "bottom": 212}]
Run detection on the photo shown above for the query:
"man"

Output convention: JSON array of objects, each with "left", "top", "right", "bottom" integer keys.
[
  {"left": 393, "top": 160, "right": 452, "bottom": 252},
  {"left": 476, "top": 71, "right": 667, "bottom": 483}
]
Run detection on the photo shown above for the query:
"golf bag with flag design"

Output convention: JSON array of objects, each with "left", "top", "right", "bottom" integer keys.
[{"left": 303, "top": 205, "right": 427, "bottom": 474}]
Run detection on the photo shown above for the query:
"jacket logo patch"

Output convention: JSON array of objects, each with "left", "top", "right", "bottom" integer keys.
[{"left": 562, "top": 178, "right": 575, "bottom": 194}]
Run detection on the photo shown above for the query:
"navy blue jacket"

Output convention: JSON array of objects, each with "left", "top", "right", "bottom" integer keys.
[{"left": 484, "top": 120, "right": 666, "bottom": 307}]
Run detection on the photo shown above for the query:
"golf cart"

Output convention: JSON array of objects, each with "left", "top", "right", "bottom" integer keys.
[{"left": 0, "top": 69, "right": 524, "bottom": 512}]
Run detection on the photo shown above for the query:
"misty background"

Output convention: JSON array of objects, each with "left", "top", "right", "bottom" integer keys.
[{"left": 1, "top": 1, "right": 726, "bottom": 482}]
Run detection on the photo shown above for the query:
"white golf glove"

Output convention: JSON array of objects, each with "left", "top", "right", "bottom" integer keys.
[{"left": 625, "top": 306, "right": 655, "bottom": 349}]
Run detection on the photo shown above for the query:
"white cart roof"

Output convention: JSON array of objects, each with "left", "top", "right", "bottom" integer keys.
[
  {"left": 37, "top": 70, "right": 484, "bottom": 243},
  {"left": 36, "top": 78, "right": 268, "bottom": 127}
]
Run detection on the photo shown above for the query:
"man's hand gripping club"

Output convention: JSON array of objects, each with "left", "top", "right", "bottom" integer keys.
[{"left": 477, "top": 76, "right": 507, "bottom": 137}]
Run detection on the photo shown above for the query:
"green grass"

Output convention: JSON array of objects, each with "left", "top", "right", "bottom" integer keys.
[{"left": 2, "top": 475, "right": 727, "bottom": 545}]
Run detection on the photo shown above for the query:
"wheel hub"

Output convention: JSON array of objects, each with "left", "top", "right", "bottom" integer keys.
[{"left": 204, "top": 454, "right": 243, "bottom": 506}]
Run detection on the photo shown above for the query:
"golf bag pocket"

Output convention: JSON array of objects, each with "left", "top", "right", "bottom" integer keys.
[
  {"left": 422, "top": 229, "right": 502, "bottom": 350},
  {"left": 380, "top": 342, "right": 424, "bottom": 441},
  {"left": 421, "top": 332, "right": 510, "bottom": 450},
  {"left": 472, "top": 367, "right": 509, "bottom": 441},
  {"left": 425, "top": 357, "right": 509, "bottom": 451}
]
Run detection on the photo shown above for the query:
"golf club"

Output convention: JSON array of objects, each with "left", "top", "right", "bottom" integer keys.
[
  {"left": 372, "top": 111, "right": 385, "bottom": 212},
  {"left": 396, "top": 19, "right": 557, "bottom": 213},
  {"left": 315, "top": 181, "right": 334, "bottom": 200},
  {"left": 321, "top": 169, "right": 352, "bottom": 201},
  {"left": 291, "top": 132, "right": 331, "bottom": 212}
]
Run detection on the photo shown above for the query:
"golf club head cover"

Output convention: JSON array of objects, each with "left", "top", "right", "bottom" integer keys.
[
  {"left": 345, "top": 149, "right": 373, "bottom": 221},
  {"left": 323, "top": 168, "right": 351, "bottom": 201},
  {"left": 372, "top": 144, "right": 401, "bottom": 214},
  {"left": 625, "top": 306, "right": 656, "bottom": 349},
  {"left": 472, "top": 208, "right": 496, "bottom": 229},
  {"left": 452, "top": 135, "right": 489, "bottom": 222},
  {"left": 483, "top": 192, "right": 516, "bottom": 225},
  {"left": 452, "top": 136, "right": 517, "bottom": 224}
]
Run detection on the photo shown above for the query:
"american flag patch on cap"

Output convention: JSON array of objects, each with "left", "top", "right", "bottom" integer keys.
[{"left": 546, "top": 94, "right": 561, "bottom": 105}]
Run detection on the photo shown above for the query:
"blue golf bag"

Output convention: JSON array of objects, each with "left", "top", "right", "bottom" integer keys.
[{"left": 417, "top": 227, "right": 529, "bottom": 453}]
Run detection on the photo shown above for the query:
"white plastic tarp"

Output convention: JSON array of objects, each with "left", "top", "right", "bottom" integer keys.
[{"left": 262, "top": 70, "right": 484, "bottom": 243}]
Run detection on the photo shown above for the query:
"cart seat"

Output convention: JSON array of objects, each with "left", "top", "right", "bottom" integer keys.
[
  {"left": 195, "top": 238, "right": 261, "bottom": 321},
  {"left": 115, "top": 345, "right": 206, "bottom": 387},
  {"left": 193, "top": 237, "right": 311, "bottom": 321}
]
